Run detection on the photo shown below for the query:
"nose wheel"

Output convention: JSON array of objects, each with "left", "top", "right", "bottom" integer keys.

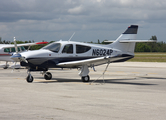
[
  {"left": 44, "top": 72, "right": 52, "bottom": 80},
  {"left": 26, "top": 74, "right": 34, "bottom": 83}
]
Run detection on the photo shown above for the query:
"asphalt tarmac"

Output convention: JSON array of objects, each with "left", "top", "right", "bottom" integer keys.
[{"left": 0, "top": 62, "right": 166, "bottom": 120}]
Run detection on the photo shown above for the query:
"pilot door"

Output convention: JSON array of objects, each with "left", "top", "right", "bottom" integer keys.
[{"left": 60, "top": 44, "right": 75, "bottom": 62}]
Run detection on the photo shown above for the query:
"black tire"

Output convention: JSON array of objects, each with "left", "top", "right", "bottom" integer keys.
[
  {"left": 3, "top": 67, "right": 8, "bottom": 69},
  {"left": 82, "top": 75, "right": 90, "bottom": 82},
  {"left": 26, "top": 75, "right": 34, "bottom": 83},
  {"left": 44, "top": 72, "right": 52, "bottom": 80}
]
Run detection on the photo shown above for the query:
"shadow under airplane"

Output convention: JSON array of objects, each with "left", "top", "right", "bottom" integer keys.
[{"left": 34, "top": 77, "right": 158, "bottom": 86}]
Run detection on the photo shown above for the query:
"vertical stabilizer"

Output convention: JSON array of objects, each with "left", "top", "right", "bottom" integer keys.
[{"left": 109, "top": 25, "right": 138, "bottom": 55}]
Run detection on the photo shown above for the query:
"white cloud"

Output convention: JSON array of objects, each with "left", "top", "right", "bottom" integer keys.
[
  {"left": 0, "top": 0, "right": 166, "bottom": 42},
  {"left": 68, "top": 5, "right": 84, "bottom": 14},
  {"left": 119, "top": 0, "right": 133, "bottom": 5}
]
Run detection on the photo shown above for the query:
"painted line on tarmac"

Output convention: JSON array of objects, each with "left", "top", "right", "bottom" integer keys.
[
  {"left": 131, "top": 72, "right": 140, "bottom": 74},
  {"left": 148, "top": 73, "right": 158, "bottom": 74}
]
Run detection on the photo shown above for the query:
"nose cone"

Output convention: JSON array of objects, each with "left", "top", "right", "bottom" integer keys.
[
  {"left": 20, "top": 49, "right": 49, "bottom": 65},
  {"left": 21, "top": 49, "right": 48, "bottom": 59},
  {"left": 10, "top": 53, "right": 22, "bottom": 62}
]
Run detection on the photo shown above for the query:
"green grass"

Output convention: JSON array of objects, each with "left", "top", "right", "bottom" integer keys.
[{"left": 128, "top": 52, "right": 166, "bottom": 62}]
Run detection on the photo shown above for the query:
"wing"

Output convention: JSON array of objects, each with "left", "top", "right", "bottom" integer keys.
[
  {"left": 2, "top": 42, "right": 48, "bottom": 49},
  {"left": 57, "top": 56, "right": 130, "bottom": 68}
]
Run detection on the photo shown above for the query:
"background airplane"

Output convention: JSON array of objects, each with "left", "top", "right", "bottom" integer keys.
[
  {"left": 0, "top": 37, "right": 48, "bottom": 69},
  {"left": 11, "top": 25, "right": 156, "bottom": 83}
]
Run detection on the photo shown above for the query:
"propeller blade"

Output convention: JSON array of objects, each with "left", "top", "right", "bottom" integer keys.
[
  {"left": 13, "top": 37, "right": 18, "bottom": 54},
  {"left": 11, "top": 37, "right": 28, "bottom": 63},
  {"left": 20, "top": 57, "right": 28, "bottom": 63}
]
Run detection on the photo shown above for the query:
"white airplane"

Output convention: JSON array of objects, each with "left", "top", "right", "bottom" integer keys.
[
  {"left": 0, "top": 37, "right": 48, "bottom": 69},
  {"left": 11, "top": 25, "right": 156, "bottom": 83}
]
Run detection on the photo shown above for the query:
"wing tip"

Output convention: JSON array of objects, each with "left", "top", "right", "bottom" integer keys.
[{"left": 36, "top": 42, "right": 48, "bottom": 44}]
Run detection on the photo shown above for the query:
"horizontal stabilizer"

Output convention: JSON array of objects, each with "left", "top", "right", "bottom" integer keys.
[
  {"left": 119, "top": 40, "right": 156, "bottom": 43},
  {"left": 104, "top": 40, "right": 156, "bottom": 43}
]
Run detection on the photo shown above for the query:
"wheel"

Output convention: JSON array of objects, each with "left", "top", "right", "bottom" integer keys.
[
  {"left": 3, "top": 67, "right": 8, "bottom": 69},
  {"left": 82, "top": 75, "right": 90, "bottom": 82},
  {"left": 44, "top": 72, "right": 52, "bottom": 80},
  {"left": 14, "top": 68, "right": 20, "bottom": 70},
  {"left": 26, "top": 75, "right": 34, "bottom": 83}
]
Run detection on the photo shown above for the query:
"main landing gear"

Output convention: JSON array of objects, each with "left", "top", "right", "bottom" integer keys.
[
  {"left": 81, "top": 75, "right": 90, "bottom": 82},
  {"left": 26, "top": 70, "right": 52, "bottom": 83},
  {"left": 79, "top": 65, "right": 90, "bottom": 82},
  {"left": 3, "top": 62, "right": 9, "bottom": 69},
  {"left": 44, "top": 72, "right": 52, "bottom": 80}
]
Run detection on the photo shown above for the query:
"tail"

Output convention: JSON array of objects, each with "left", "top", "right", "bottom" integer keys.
[{"left": 109, "top": 25, "right": 138, "bottom": 55}]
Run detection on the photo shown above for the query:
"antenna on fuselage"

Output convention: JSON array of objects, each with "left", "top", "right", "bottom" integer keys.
[{"left": 68, "top": 32, "right": 75, "bottom": 42}]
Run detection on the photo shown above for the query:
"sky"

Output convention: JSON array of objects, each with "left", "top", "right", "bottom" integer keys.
[{"left": 0, "top": 0, "right": 166, "bottom": 43}]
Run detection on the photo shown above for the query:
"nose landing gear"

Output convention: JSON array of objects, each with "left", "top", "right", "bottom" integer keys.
[{"left": 26, "top": 71, "right": 34, "bottom": 83}]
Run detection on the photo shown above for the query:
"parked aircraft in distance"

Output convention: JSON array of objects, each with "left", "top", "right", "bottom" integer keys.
[
  {"left": 11, "top": 25, "right": 156, "bottom": 83},
  {"left": 0, "top": 37, "right": 48, "bottom": 69}
]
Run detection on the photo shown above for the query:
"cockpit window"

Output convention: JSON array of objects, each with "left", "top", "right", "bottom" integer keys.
[
  {"left": 62, "top": 44, "right": 73, "bottom": 54},
  {"left": 76, "top": 44, "right": 91, "bottom": 54},
  {"left": 42, "top": 43, "right": 61, "bottom": 53}
]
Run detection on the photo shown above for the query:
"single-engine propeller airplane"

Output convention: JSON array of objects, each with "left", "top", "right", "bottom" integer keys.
[
  {"left": 0, "top": 37, "right": 48, "bottom": 69},
  {"left": 11, "top": 25, "right": 156, "bottom": 83}
]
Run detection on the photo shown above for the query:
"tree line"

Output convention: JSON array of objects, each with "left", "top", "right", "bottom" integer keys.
[
  {"left": 134, "top": 36, "right": 165, "bottom": 52},
  {"left": 0, "top": 36, "right": 166, "bottom": 52}
]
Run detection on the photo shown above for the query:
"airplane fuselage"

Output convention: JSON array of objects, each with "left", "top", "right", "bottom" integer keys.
[{"left": 20, "top": 41, "right": 134, "bottom": 71}]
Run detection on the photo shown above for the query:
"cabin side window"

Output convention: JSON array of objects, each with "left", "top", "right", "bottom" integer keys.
[
  {"left": 4, "top": 48, "right": 10, "bottom": 52},
  {"left": 21, "top": 46, "right": 26, "bottom": 51},
  {"left": 11, "top": 47, "right": 20, "bottom": 52},
  {"left": 4, "top": 47, "right": 25, "bottom": 53},
  {"left": 62, "top": 44, "right": 73, "bottom": 54},
  {"left": 76, "top": 45, "right": 91, "bottom": 54}
]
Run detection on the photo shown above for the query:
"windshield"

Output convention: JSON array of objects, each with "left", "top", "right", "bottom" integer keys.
[{"left": 42, "top": 43, "right": 61, "bottom": 53}]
